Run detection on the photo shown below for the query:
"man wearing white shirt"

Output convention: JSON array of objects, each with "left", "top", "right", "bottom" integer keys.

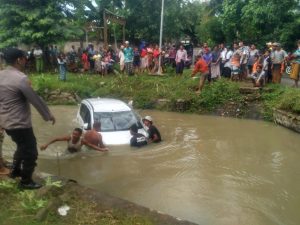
[
  {"left": 223, "top": 45, "right": 233, "bottom": 78},
  {"left": 220, "top": 43, "right": 227, "bottom": 77},
  {"left": 175, "top": 45, "right": 187, "bottom": 75},
  {"left": 118, "top": 45, "right": 125, "bottom": 74}
]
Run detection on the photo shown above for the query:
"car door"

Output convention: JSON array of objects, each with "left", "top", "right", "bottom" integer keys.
[{"left": 77, "top": 103, "right": 92, "bottom": 130}]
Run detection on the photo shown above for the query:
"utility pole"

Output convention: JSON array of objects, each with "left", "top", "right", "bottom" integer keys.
[{"left": 157, "top": 0, "right": 165, "bottom": 75}]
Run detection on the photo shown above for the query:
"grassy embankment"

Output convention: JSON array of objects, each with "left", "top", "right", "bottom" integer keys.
[
  {"left": 29, "top": 70, "right": 300, "bottom": 121},
  {"left": 0, "top": 178, "right": 154, "bottom": 225}
]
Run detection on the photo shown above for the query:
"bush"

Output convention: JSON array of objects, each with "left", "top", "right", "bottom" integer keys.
[
  {"left": 196, "top": 79, "right": 241, "bottom": 111},
  {"left": 277, "top": 88, "right": 300, "bottom": 114}
]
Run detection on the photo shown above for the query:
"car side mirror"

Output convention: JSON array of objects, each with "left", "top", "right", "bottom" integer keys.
[
  {"left": 128, "top": 100, "right": 133, "bottom": 108},
  {"left": 83, "top": 123, "right": 89, "bottom": 130}
]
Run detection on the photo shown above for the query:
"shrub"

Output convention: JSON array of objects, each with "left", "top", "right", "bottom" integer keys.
[{"left": 277, "top": 88, "right": 300, "bottom": 114}]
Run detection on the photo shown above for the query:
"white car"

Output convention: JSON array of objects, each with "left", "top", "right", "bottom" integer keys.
[{"left": 76, "top": 98, "right": 148, "bottom": 145}]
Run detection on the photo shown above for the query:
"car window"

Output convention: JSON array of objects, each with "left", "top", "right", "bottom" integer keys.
[
  {"left": 96, "top": 113, "right": 115, "bottom": 131},
  {"left": 94, "top": 111, "right": 142, "bottom": 132}
]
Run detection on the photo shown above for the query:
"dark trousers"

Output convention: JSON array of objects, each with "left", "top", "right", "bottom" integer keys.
[
  {"left": 220, "top": 62, "right": 225, "bottom": 77},
  {"left": 6, "top": 127, "right": 38, "bottom": 183},
  {"left": 125, "top": 62, "right": 134, "bottom": 76},
  {"left": 176, "top": 60, "right": 184, "bottom": 74}
]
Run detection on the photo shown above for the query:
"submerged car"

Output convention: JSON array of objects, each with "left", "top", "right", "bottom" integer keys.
[{"left": 76, "top": 98, "right": 147, "bottom": 145}]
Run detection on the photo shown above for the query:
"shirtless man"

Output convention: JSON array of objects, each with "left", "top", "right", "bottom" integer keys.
[
  {"left": 40, "top": 127, "right": 107, "bottom": 153},
  {"left": 82, "top": 122, "right": 107, "bottom": 150}
]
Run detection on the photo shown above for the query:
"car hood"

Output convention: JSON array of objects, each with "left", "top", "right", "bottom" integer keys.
[{"left": 100, "top": 129, "right": 148, "bottom": 146}]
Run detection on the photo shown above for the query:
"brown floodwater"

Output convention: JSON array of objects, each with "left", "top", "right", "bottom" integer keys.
[{"left": 3, "top": 106, "right": 300, "bottom": 225}]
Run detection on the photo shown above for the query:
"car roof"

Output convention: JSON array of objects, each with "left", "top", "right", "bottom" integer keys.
[{"left": 82, "top": 98, "right": 132, "bottom": 112}]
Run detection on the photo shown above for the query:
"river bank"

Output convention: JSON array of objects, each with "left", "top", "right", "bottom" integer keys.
[
  {"left": 0, "top": 174, "right": 196, "bottom": 225},
  {"left": 30, "top": 72, "right": 300, "bottom": 130}
]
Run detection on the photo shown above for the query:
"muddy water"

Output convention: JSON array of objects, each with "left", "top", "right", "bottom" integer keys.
[{"left": 3, "top": 106, "right": 300, "bottom": 225}]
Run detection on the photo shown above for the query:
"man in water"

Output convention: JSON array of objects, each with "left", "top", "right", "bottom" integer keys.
[
  {"left": 82, "top": 122, "right": 108, "bottom": 151},
  {"left": 130, "top": 124, "right": 147, "bottom": 147},
  {"left": 40, "top": 127, "right": 108, "bottom": 153},
  {"left": 142, "top": 116, "right": 162, "bottom": 143},
  {"left": 0, "top": 48, "right": 55, "bottom": 189}
]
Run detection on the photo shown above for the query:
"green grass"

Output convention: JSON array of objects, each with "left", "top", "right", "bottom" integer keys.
[
  {"left": 261, "top": 84, "right": 300, "bottom": 120},
  {"left": 29, "top": 71, "right": 300, "bottom": 120},
  {"left": 0, "top": 179, "right": 154, "bottom": 225},
  {"left": 30, "top": 71, "right": 242, "bottom": 113}
]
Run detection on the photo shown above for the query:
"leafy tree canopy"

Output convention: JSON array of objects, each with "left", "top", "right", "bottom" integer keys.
[
  {"left": 0, "top": 0, "right": 87, "bottom": 48},
  {"left": 0, "top": 0, "right": 299, "bottom": 50}
]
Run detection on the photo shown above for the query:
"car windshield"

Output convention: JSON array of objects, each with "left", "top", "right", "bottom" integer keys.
[{"left": 93, "top": 111, "right": 143, "bottom": 132}]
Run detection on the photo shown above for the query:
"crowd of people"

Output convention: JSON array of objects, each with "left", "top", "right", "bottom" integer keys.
[
  {"left": 1, "top": 41, "right": 194, "bottom": 79},
  {"left": 7, "top": 39, "right": 297, "bottom": 90},
  {"left": 191, "top": 40, "right": 300, "bottom": 92}
]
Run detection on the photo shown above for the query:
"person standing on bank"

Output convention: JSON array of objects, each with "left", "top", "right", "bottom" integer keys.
[
  {"left": 289, "top": 40, "right": 300, "bottom": 87},
  {"left": 57, "top": 53, "right": 67, "bottom": 81},
  {"left": 123, "top": 41, "right": 134, "bottom": 75},
  {"left": 142, "top": 116, "right": 161, "bottom": 143},
  {"left": 33, "top": 46, "right": 44, "bottom": 73},
  {"left": 271, "top": 43, "right": 288, "bottom": 83},
  {"left": 191, "top": 54, "right": 209, "bottom": 94},
  {"left": 0, "top": 48, "right": 55, "bottom": 189},
  {"left": 175, "top": 45, "right": 187, "bottom": 75}
]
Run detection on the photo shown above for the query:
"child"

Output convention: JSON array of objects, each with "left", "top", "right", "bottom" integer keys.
[
  {"left": 191, "top": 55, "right": 209, "bottom": 93},
  {"left": 230, "top": 52, "right": 241, "bottom": 82},
  {"left": 252, "top": 55, "right": 260, "bottom": 73}
]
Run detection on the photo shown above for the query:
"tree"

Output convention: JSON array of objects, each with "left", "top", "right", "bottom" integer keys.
[
  {"left": 196, "top": 16, "right": 225, "bottom": 46},
  {"left": 220, "top": 0, "right": 247, "bottom": 43},
  {"left": 220, "top": 0, "right": 300, "bottom": 48},
  {"left": 178, "top": 1, "right": 203, "bottom": 45},
  {"left": 0, "top": 0, "right": 84, "bottom": 48},
  {"left": 124, "top": 0, "right": 164, "bottom": 43}
]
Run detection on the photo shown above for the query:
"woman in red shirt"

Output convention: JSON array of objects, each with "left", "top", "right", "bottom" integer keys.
[{"left": 81, "top": 51, "right": 90, "bottom": 71}]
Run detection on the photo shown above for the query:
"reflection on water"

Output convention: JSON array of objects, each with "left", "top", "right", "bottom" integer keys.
[{"left": 3, "top": 106, "right": 300, "bottom": 225}]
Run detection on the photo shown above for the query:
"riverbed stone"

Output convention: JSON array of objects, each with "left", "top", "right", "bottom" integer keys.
[
  {"left": 176, "top": 99, "right": 190, "bottom": 112},
  {"left": 156, "top": 99, "right": 171, "bottom": 108},
  {"left": 273, "top": 109, "right": 300, "bottom": 133},
  {"left": 47, "top": 91, "right": 78, "bottom": 104}
]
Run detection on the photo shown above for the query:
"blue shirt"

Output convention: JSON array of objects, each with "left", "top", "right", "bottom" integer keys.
[
  {"left": 293, "top": 49, "right": 300, "bottom": 64},
  {"left": 123, "top": 47, "right": 134, "bottom": 63}
]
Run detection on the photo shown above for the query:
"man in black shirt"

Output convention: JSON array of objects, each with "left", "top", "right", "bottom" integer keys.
[
  {"left": 130, "top": 124, "right": 147, "bottom": 147},
  {"left": 142, "top": 116, "right": 161, "bottom": 143}
]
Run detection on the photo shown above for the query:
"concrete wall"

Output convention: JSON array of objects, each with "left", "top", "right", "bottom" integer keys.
[{"left": 273, "top": 109, "right": 300, "bottom": 133}]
